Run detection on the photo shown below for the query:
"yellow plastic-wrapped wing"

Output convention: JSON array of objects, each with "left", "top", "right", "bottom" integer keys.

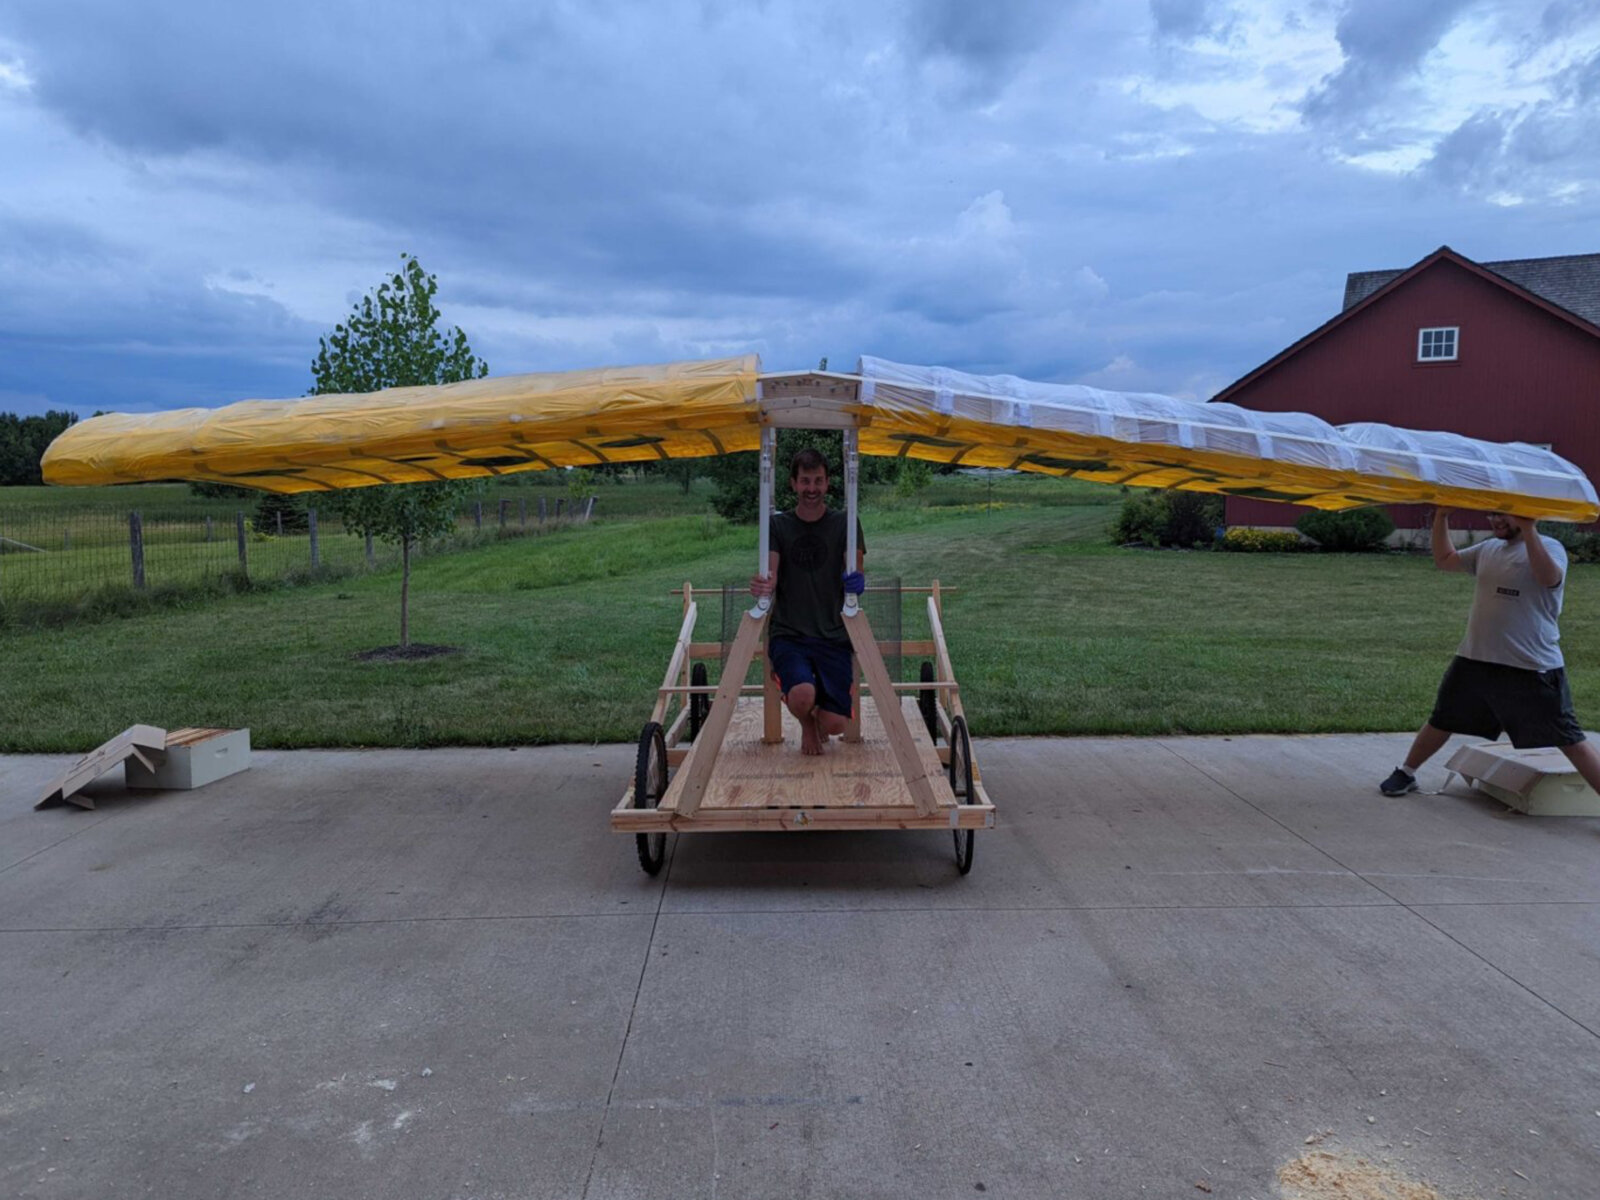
[
  {"left": 854, "top": 358, "right": 1599, "bottom": 521},
  {"left": 41, "top": 352, "right": 1598, "bottom": 521},
  {"left": 42, "top": 357, "right": 762, "bottom": 494}
]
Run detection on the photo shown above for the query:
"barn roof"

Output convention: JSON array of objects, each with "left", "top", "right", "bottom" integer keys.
[
  {"left": 1212, "top": 246, "right": 1600, "bottom": 407},
  {"left": 1345, "top": 250, "right": 1600, "bottom": 325}
]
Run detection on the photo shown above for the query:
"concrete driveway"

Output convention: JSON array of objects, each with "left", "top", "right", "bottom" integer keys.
[{"left": 2, "top": 734, "right": 1598, "bottom": 1200}]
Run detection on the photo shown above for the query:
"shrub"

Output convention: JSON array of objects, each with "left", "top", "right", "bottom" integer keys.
[
  {"left": 1295, "top": 506, "right": 1395, "bottom": 552},
  {"left": 1220, "top": 527, "right": 1311, "bottom": 553},
  {"left": 254, "top": 491, "right": 308, "bottom": 534},
  {"left": 1112, "top": 489, "right": 1223, "bottom": 548},
  {"left": 1542, "top": 521, "right": 1600, "bottom": 563}
]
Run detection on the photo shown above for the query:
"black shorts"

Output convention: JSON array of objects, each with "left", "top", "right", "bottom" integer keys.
[
  {"left": 768, "top": 636, "right": 854, "bottom": 718},
  {"left": 1428, "top": 656, "right": 1585, "bottom": 748}
]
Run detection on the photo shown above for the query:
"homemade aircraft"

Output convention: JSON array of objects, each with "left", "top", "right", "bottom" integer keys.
[{"left": 44, "top": 356, "right": 1599, "bottom": 874}]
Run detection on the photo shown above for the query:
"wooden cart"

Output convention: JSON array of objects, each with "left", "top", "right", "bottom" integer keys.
[
  {"left": 610, "top": 577, "right": 995, "bottom": 874},
  {"left": 610, "top": 373, "right": 996, "bottom": 873}
]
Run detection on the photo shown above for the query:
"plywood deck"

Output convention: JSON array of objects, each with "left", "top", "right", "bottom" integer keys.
[{"left": 686, "top": 696, "right": 950, "bottom": 811}]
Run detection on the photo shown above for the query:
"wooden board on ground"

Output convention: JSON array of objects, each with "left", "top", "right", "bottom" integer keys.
[
  {"left": 1446, "top": 738, "right": 1600, "bottom": 816},
  {"left": 126, "top": 728, "right": 252, "bottom": 791},
  {"left": 34, "top": 725, "right": 167, "bottom": 811}
]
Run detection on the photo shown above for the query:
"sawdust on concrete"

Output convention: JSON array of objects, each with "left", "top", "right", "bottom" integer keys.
[{"left": 1277, "top": 1150, "right": 1451, "bottom": 1200}]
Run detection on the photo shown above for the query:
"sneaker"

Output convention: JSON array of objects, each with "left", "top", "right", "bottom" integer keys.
[{"left": 1379, "top": 767, "right": 1418, "bottom": 796}]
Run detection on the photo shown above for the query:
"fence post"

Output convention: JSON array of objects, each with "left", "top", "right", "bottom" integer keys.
[
  {"left": 519, "top": 498, "right": 527, "bottom": 528},
  {"left": 276, "top": 511, "right": 283, "bottom": 536},
  {"left": 538, "top": 496, "right": 547, "bottom": 524},
  {"left": 556, "top": 498, "right": 565, "bottom": 519},
  {"left": 499, "top": 499, "right": 509, "bottom": 529},
  {"left": 365, "top": 532, "right": 375, "bottom": 565},
  {"left": 583, "top": 495, "right": 596, "bottom": 521},
  {"left": 308, "top": 507, "right": 320, "bottom": 568},
  {"left": 205, "top": 515, "right": 213, "bottom": 543},
  {"left": 236, "top": 511, "right": 248, "bottom": 579},
  {"left": 474, "top": 501, "right": 483, "bottom": 530},
  {"left": 129, "top": 511, "right": 146, "bottom": 590}
]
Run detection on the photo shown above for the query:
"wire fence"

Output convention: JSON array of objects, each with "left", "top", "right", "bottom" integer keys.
[{"left": 0, "top": 493, "right": 598, "bottom": 611}]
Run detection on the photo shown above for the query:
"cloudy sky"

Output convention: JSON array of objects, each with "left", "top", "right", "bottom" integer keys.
[{"left": 2, "top": 0, "right": 1597, "bottom": 417}]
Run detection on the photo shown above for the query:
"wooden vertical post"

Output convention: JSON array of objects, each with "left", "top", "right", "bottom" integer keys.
[
  {"left": 555, "top": 498, "right": 565, "bottom": 519},
  {"left": 844, "top": 654, "right": 862, "bottom": 743},
  {"left": 236, "top": 511, "right": 248, "bottom": 579},
  {"left": 499, "top": 499, "right": 510, "bottom": 528},
  {"left": 584, "top": 495, "right": 596, "bottom": 521},
  {"left": 308, "top": 507, "right": 320, "bottom": 568},
  {"left": 519, "top": 498, "right": 527, "bottom": 528},
  {"left": 762, "top": 640, "right": 784, "bottom": 743},
  {"left": 128, "top": 511, "right": 145, "bottom": 590},
  {"left": 538, "top": 496, "right": 547, "bottom": 524},
  {"left": 276, "top": 511, "right": 283, "bottom": 536},
  {"left": 205, "top": 516, "right": 213, "bottom": 543},
  {"left": 365, "top": 532, "right": 375, "bottom": 565},
  {"left": 473, "top": 501, "right": 483, "bottom": 530}
]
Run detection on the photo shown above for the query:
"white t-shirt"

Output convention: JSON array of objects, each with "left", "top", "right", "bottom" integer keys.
[{"left": 1457, "top": 534, "right": 1567, "bottom": 671}]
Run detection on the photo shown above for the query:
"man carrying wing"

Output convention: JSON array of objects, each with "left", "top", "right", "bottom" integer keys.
[{"left": 1381, "top": 508, "right": 1600, "bottom": 796}]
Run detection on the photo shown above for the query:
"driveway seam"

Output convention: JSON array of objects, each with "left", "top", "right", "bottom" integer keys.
[
  {"left": 1155, "top": 738, "right": 1600, "bottom": 1043},
  {"left": 582, "top": 833, "right": 677, "bottom": 1198}
]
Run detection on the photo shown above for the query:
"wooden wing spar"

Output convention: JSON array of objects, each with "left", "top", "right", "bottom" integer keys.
[{"left": 41, "top": 353, "right": 1599, "bottom": 520}]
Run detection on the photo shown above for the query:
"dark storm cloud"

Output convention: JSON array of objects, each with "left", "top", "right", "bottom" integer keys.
[
  {"left": 1301, "top": 0, "right": 1475, "bottom": 127},
  {"left": 0, "top": 0, "right": 1596, "bottom": 421},
  {"left": 1149, "top": 0, "right": 1216, "bottom": 41}
]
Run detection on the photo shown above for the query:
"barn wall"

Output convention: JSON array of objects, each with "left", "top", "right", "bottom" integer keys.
[{"left": 1220, "top": 258, "right": 1600, "bottom": 529}]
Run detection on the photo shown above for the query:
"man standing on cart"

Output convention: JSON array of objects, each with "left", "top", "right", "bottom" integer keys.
[{"left": 750, "top": 447, "right": 866, "bottom": 755}]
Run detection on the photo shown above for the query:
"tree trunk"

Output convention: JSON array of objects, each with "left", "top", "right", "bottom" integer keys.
[{"left": 400, "top": 535, "right": 411, "bottom": 648}]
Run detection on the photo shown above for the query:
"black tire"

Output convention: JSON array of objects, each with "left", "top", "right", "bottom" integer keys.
[
  {"left": 948, "top": 715, "right": 975, "bottom": 875},
  {"left": 634, "top": 721, "right": 668, "bottom": 876},
  {"left": 688, "top": 662, "right": 709, "bottom": 743},
  {"left": 918, "top": 660, "right": 938, "bottom": 742}
]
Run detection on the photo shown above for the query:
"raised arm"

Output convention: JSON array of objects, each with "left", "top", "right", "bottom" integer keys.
[
  {"left": 1513, "top": 517, "right": 1563, "bottom": 587},
  {"left": 1431, "top": 508, "right": 1463, "bottom": 572}
]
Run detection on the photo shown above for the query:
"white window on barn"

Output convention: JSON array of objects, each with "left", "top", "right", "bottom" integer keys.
[{"left": 1417, "top": 326, "right": 1458, "bottom": 361}]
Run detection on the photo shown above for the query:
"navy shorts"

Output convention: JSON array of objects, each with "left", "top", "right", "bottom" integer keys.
[
  {"left": 768, "top": 636, "right": 854, "bottom": 718},
  {"left": 1429, "top": 656, "right": 1585, "bottom": 748}
]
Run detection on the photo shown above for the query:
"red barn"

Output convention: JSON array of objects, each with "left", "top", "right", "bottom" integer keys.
[{"left": 1215, "top": 246, "right": 1600, "bottom": 537}]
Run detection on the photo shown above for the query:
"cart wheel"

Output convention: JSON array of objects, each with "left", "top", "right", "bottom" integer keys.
[
  {"left": 918, "top": 661, "right": 938, "bottom": 742},
  {"left": 634, "top": 721, "right": 668, "bottom": 876},
  {"left": 688, "top": 662, "right": 709, "bottom": 742},
  {"left": 948, "top": 715, "right": 975, "bottom": 875}
]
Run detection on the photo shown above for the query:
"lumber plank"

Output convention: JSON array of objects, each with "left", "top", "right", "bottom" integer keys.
[
  {"left": 665, "top": 608, "right": 768, "bottom": 816},
  {"left": 846, "top": 613, "right": 943, "bottom": 815},
  {"left": 34, "top": 724, "right": 168, "bottom": 810}
]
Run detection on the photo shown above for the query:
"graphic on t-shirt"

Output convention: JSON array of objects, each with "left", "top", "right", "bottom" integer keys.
[{"left": 787, "top": 531, "right": 828, "bottom": 570}]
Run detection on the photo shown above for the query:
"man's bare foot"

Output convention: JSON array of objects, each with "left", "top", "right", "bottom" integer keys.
[{"left": 800, "top": 723, "right": 824, "bottom": 755}]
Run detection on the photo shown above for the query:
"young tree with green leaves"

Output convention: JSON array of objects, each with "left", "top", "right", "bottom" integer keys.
[{"left": 311, "top": 254, "right": 488, "bottom": 648}]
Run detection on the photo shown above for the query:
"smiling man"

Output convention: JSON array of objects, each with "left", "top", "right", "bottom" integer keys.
[
  {"left": 1380, "top": 508, "right": 1600, "bottom": 797},
  {"left": 749, "top": 448, "right": 866, "bottom": 755}
]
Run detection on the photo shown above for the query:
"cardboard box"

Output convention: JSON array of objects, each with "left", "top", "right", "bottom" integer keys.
[
  {"left": 125, "top": 728, "right": 251, "bottom": 791},
  {"left": 1445, "top": 739, "right": 1600, "bottom": 816}
]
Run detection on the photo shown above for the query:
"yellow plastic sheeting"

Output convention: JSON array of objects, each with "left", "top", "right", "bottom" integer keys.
[
  {"left": 855, "top": 358, "right": 1600, "bottom": 522},
  {"left": 41, "top": 357, "right": 761, "bottom": 494}
]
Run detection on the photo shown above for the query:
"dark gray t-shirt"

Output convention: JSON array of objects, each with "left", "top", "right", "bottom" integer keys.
[
  {"left": 1457, "top": 534, "right": 1567, "bottom": 671},
  {"left": 768, "top": 508, "right": 865, "bottom": 644}
]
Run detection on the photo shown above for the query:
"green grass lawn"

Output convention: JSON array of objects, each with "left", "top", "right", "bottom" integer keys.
[{"left": 4, "top": 474, "right": 1597, "bottom": 752}]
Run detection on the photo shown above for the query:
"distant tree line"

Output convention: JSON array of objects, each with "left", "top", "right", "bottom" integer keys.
[{"left": 0, "top": 411, "right": 78, "bottom": 485}]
